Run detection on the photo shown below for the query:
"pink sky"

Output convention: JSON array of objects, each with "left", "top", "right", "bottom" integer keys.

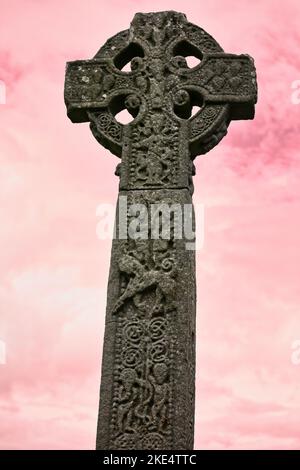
[{"left": 1, "top": 0, "right": 300, "bottom": 450}]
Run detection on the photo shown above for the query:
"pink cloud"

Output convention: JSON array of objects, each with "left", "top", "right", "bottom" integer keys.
[{"left": 1, "top": 0, "right": 300, "bottom": 450}]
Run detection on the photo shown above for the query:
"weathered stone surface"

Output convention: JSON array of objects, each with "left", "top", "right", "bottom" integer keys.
[{"left": 64, "top": 11, "right": 257, "bottom": 450}]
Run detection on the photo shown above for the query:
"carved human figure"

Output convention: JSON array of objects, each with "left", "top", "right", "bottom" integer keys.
[
  {"left": 149, "top": 363, "right": 169, "bottom": 433},
  {"left": 117, "top": 368, "right": 139, "bottom": 433},
  {"left": 117, "top": 368, "right": 152, "bottom": 434}
]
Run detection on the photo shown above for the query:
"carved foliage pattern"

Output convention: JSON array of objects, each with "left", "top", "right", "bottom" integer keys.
[{"left": 129, "top": 113, "right": 180, "bottom": 189}]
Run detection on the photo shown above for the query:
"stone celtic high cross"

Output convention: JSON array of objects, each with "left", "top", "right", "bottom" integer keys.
[{"left": 64, "top": 11, "right": 257, "bottom": 450}]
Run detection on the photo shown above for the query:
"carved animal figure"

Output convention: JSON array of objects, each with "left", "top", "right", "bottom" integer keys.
[{"left": 112, "top": 252, "right": 176, "bottom": 315}]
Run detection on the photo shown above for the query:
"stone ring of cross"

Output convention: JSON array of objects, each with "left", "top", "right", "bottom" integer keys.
[{"left": 65, "top": 11, "right": 257, "bottom": 162}]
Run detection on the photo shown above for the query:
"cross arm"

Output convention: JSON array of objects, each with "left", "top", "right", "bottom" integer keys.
[
  {"left": 173, "top": 53, "right": 257, "bottom": 120},
  {"left": 64, "top": 59, "right": 140, "bottom": 123},
  {"left": 64, "top": 59, "right": 109, "bottom": 123}
]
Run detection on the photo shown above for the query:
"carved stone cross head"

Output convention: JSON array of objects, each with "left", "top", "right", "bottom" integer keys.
[{"left": 65, "top": 11, "right": 257, "bottom": 192}]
